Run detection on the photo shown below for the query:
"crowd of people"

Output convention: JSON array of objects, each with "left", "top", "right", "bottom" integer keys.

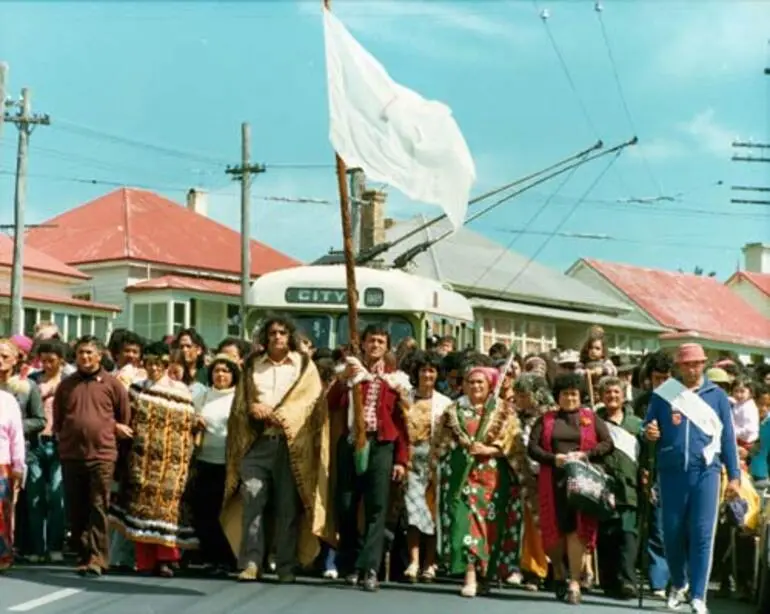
[{"left": 0, "top": 319, "right": 768, "bottom": 614}]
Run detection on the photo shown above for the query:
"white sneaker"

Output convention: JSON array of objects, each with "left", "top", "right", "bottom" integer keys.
[
  {"left": 690, "top": 599, "right": 707, "bottom": 614},
  {"left": 653, "top": 589, "right": 667, "bottom": 599},
  {"left": 322, "top": 569, "right": 338, "bottom": 580},
  {"left": 667, "top": 585, "right": 688, "bottom": 610}
]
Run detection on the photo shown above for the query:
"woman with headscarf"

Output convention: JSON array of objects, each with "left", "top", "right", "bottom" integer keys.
[{"left": 431, "top": 362, "right": 535, "bottom": 598}]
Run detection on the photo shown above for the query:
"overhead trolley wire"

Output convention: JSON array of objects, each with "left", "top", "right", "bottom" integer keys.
[
  {"left": 594, "top": 2, "right": 665, "bottom": 197},
  {"left": 497, "top": 147, "right": 623, "bottom": 296}
]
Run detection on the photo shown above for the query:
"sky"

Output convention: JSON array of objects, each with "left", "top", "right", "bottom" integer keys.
[{"left": 1, "top": 0, "right": 769, "bottom": 280}]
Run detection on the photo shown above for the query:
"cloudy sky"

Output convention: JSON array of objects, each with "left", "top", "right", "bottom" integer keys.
[{"left": 1, "top": 0, "right": 769, "bottom": 279}]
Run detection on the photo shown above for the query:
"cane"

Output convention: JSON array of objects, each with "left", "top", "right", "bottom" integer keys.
[{"left": 637, "top": 444, "right": 656, "bottom": 608}]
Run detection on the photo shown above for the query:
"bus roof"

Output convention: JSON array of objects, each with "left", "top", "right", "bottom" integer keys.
[{"left": 249, "top": 265, "right": 474, "bottom": 322}]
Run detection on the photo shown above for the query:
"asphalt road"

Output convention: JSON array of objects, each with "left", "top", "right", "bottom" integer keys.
[{"left": 0, "top": 567, "right": 759, "bottom": 614}]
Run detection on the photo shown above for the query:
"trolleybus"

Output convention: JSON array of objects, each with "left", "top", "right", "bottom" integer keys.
[{"left": 246, "top": 265, "right": 475, "bottom": 350}]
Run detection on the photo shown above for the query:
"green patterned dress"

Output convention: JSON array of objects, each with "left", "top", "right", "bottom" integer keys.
[{"left": 436, "top": 399, "right": 523, "bottom": 579}]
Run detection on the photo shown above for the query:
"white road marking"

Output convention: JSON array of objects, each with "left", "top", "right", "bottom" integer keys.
[{"left": 8, "top": 588, "right": 82, "bottom": 612}]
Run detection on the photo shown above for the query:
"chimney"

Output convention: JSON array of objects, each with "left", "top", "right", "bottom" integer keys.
[
  {"left": 742, "top": 242, "right": 770, "bottom": 273},
  {"left": 186, "top": 188, "right": 208, "bottom": 217},
  {"left": 384, "top": 217, "right": 395, "bottom": 230},
  {"left": 359, "top": 189, "right": 387, "bottom": 252}
]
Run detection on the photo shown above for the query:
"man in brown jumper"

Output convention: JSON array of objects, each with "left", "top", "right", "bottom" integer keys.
[{"left": 53, "top": 335, "right": 131, "bottom": 576}]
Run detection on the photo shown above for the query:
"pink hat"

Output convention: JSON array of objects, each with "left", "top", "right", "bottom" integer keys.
[
  {"left": 467, "top": 366, "right": 500, "bottom": 391},
  {"left": 10, "top": 334, "right": 33, "bottom": 355},
  {"left": 675, "top": 343, "right": 707, "bottom": 364}
]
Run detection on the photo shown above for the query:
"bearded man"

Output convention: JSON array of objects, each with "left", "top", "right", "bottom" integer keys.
[{"left": 221, "top": 316, "right": 330, "bottom": 582}]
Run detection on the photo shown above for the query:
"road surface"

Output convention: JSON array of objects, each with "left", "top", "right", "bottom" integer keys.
[{"left": 0, "top": 566, "right": 758, "bottom": 614}]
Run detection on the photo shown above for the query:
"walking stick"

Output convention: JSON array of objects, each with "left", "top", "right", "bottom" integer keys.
[{"left": 637, "top": 443, "right": 656, "bottom": 608}]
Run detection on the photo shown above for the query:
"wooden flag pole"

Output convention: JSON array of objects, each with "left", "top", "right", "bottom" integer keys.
[{"left": 325, "top": 0, "right": 366, "bottom": 455}]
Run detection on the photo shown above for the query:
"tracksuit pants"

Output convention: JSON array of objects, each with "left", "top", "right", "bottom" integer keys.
[{"left": 659, "top": 467, "right": 720, "bottom": 602}]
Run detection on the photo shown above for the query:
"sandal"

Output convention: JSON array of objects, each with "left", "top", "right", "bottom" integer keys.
[
  {"left": 460, "top": 582, "right": 477, "bottom": 598},
  {"left": 567, "top": 585, "right": 582, "bottom": 605},
  {"left": 404, "top": 562, "right": 419, "bottom": 583},
  {"left": 420, "top": 565, "right": 436, "bottom": 583}
]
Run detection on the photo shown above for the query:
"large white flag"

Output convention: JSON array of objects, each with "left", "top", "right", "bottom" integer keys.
[{"left": 323, "top": 7, "right": 476, "bottom": 230}]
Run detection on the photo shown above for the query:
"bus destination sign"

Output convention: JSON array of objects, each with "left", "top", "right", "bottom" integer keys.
[{"left": 285, "top": 287, "right": 384, "bottom": 307}]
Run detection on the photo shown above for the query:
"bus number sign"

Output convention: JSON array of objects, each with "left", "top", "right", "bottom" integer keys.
[{"left": 285, "top": 287, "right": 385, "bottom": 307}]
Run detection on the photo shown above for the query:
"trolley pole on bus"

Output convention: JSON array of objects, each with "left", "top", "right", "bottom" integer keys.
[{"left": 226, "top": 123, "right": 266, "bottom": 340}]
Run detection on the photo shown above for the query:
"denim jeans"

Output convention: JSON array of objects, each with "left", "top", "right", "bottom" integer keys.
[{"left": 25, "top": 439, "right": 66, "bottom": 556}]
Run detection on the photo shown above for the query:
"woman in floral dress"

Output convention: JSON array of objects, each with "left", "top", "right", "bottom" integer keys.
[{"left": 432, "top": 364, "right": 535, "bottom": 597}]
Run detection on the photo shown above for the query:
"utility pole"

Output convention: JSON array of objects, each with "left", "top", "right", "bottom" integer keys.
[
  {"left": 730, "top": 58, "right": 770, "bottom": 206},
  {"left": 4, "top": 86, "right": 51, "bottom": 335},
  {"left": 0, "top": 63, "right": 7, "bottom": 136},
  {"left": 348, "top": 167, "right": 365, "bottom": 255},
  {"left": 225, "top": 123, "right": 265, "bottom": 339}
]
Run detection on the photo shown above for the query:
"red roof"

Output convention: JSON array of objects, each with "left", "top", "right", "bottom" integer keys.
[
  {"left": 582, "top": 258, "right": 770, "bottom": 349},
  {"left": 25, "top": 188, "right": 301, "bottom": 276},
  {"left": 0, "top": 287, "right": 119, "bottom": 312},
  {"left": 727, "top": 271, "right": 770, "bottom": 298},
  {"left": 126, "top": 275, "right": 240, "bottom": 297},
  {"left": 0, "top": 234, "right": 88, "bottom": 280}
]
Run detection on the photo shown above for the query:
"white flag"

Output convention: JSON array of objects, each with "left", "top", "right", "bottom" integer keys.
[{"left": 323, "top": 7, "right": 476, "bottom": 230}]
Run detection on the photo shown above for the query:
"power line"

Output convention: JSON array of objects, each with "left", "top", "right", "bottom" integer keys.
[
  {"left": 593, "top": 1, "right": 664, "bottom": 197},
  {"left": 469, "top": 160, "right": 581, "bottom": 289},
  {"left": 495, "top": 227, "right": 743, "bottom": 253},
  {"left": 498, "top": 148, "right": 622, "bottom": 295}
]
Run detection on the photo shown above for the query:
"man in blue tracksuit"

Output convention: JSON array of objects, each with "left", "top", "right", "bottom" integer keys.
[{"left": 644, "top": 343, "right": 740, "bottom": 614}]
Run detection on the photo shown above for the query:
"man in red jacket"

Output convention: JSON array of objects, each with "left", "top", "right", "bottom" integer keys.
[{"left": 329, "top": 324, "right": 408, "bottom": 592}]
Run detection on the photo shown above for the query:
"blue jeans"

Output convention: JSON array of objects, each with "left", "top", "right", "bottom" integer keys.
[{"left": 25, "top": 439, "right": 66, "bottom": 556}]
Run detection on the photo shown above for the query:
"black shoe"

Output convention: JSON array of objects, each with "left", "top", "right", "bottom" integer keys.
[
  {"left": 362, "top": 569, "right": 379, "bottom": 592},
  {"left": 344, "top": 572, "right": 359, "bottom": 586}
]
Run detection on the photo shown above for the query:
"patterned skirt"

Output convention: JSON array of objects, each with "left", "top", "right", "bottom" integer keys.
[
  {"left": 405, "top": 442, "right": 435, "bottom": 535},
  {"left": 0, "top": 464, "right": 14, "bottom": 569}
]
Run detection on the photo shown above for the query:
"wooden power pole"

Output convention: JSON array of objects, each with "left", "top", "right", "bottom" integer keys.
[
  {"left": 348, "top": 167, "right": 366, "bottom": 255},
  {"left": 226, "top": 123, "right": 265, "bottom": 339},
  {"left": 3, "top": 86, "right": 50, "bottom": 335},
  {"left": 730, "top": 59, "right": 770, "bottom": 207}
]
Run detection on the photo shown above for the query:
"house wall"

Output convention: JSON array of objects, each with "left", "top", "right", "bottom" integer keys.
[
  {"left": 726, "top": 278, "right": 770, "bottom": 319},
  {"left": 72, "top": 264, "right": 146, "bottom": 329}
]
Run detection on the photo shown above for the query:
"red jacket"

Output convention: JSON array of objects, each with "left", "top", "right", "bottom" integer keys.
[{"left": 328, "top": 378, "right": 409, "bottom": 468}]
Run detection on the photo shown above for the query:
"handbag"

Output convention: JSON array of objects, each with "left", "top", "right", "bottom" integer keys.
[{"left": 564, "top": 459, "right": 616, "bottom": 520}]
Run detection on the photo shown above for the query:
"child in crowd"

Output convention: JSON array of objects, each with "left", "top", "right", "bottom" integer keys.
[{"left": 732, "top": 376, "right": 759, "bottom": 468}]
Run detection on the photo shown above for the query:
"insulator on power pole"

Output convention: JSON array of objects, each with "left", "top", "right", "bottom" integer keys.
[
  {"left": 595, "top": 2, "right": 604, "bottom": 13},
  {"left": 539, "top": 9, "right": 550, "bottom": 21}
]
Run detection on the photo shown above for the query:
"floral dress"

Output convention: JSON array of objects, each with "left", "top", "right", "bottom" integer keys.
[{"left": 432, "top": 396, "right": 534, "bottom": 579}]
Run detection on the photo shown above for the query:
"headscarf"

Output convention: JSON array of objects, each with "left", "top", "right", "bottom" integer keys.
[
  {"left": 513, "top": 373, "right": 554, "bottom": 413},
  {"left": 466, "top": 365, "right": 500, "bottom": 392}
]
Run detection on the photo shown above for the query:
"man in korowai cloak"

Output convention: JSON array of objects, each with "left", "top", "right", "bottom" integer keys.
[
  {"left": 220, "top": 316, "right": 333, "bottom": 582},
  {"left": 109, "top": 342, "right": 199, "bottom": 577}
]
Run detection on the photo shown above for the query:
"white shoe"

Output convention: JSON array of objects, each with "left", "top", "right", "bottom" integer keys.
[
  {"left": 652, "top": 589, "right": 667, "bottom": 599},
  {"left": 690, "top": 599, "right": 707, "bottom": 614},
  {"left": 322, "top": 569, "right": 338, "bottom": 580},
  {"left": 667, "top": 585, "right": 688, "bottom": 610}
]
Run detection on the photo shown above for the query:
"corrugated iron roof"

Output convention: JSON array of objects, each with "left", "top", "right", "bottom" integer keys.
[
  {"left": 25, "top": 188, "right": 301, "bottom": 276},
  {"left": 0, "top": 287, "right": 119, "bottom": 312},
  {"left": 316, "top": 216, "right": 629, "bottom": 314},
  {"left": 583, "top": 258, "right": 770, "bottom": 349},
  {"left": 728, "top": 271, "right": 770, "bottom": 298},
  {"left": 0, "top": 235, "right": 89, "bottom": 280},
  {"left": 126, "top": 275, "right": 240, "bottom": 297}
]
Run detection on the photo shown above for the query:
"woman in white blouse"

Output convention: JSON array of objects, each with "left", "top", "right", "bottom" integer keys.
[{"left": 190, "top": 353, "right": 240, "bottom": 574}]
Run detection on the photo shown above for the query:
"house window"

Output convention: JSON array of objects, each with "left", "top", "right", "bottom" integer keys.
[
  {"left": 23, "top": 308, "right": 37, "bottom": 337},
  {"left": 94, "top": 316, "right": 108, "bottom": 341},
  {"left": 226, "top": 304, "right": 240, "bottom": 337},
  {"left": 53, "top": 313, "right": 66, "bottom": 333},
  {"left": 132, "top": 302, "right": 168, "bottom": 342},
  {"left": 81, "top": 315, "right": 94, "bottom": 336},
  {"left": 39, "top": 310, "right": 52, "bottom": 323},
  {"left": 72, "top": 292, "right": 91, "bottom": 301},
  {"left": 173, "top": 302, "right": 186, "bottom": 334},
  {"left": 67, "top": 315, "right": 79, "bottom": 341}
]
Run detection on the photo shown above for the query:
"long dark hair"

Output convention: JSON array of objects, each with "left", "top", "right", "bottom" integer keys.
[{"left": 257, "top": 315, "right": 300, "bottom": 354}]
